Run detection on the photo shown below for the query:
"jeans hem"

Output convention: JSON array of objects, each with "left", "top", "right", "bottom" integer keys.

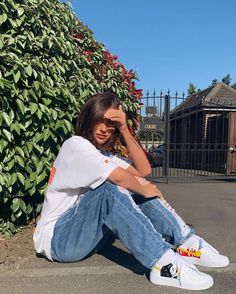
[
  {"left": 148, "top": 246, "right": 172, "bottom": 269},
  {"left": 175, "top": 229, "right": 195, "bottom": 248}
]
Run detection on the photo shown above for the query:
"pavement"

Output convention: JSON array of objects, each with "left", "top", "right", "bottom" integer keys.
[{"left": 0, "top": 180, "right": 236, "bottom": 294}]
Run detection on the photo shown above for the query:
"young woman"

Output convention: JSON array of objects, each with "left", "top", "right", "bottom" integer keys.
[{"left": 33, "top": 92, "right": 229, "bottom": 291}]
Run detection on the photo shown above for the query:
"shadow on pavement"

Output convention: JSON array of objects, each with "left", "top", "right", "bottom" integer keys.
[{"left": 97, "top": 242, "right": 149, "bottom": 276}]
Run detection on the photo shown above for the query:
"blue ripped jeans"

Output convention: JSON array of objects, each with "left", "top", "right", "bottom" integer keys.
[{"left": 51, "top": 182, "right": 193, "bottom": 269}]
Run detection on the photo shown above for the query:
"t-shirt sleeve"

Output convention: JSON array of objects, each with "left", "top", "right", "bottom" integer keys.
[
  {"left": 51, "top": 137, "right": 119, "bottom": 190},
  {"left": 111, "top": 155, "right": 131, "bottom": 170}
]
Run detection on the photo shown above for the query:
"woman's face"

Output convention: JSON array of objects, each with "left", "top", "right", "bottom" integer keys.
[{"left": 92, "top": 108, "right": 117, "bottom": 147}]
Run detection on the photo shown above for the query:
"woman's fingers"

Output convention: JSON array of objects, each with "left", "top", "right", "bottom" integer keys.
[
  {"left": 104, "top": 106, "right": 125, "bottom": 120},
  {"left": 136, "top": 177, "right": 150, "bottom": 185},
  {"left": 104, "top": 108, "right": 127, "bottom": 131}
]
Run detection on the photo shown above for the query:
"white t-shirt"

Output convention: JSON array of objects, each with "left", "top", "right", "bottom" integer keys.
[{"left": 33, "top": 136, "right": 130, "bottom": 261}]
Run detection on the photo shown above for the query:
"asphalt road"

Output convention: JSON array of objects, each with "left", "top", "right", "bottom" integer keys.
[{"left": 0, "top": 181, "right": 235, "bottom": 294}]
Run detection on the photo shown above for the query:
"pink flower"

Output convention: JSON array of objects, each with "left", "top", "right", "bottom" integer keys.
[{"left": 71, "top": 32, "right": 84, "bottom": 42}]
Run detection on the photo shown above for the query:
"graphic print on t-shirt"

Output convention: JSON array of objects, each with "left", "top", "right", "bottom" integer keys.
[{"left": 48, "top": 166, "right": 56, "bottom": 184}]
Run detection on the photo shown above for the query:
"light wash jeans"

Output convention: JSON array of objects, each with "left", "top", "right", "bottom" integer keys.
[{"left": 51, "top": 182, "right": 193, "bottom": 269}]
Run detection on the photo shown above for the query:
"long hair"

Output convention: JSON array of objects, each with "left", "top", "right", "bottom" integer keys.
[{"left": 75, "top": 92, "right": 121, "bottom": 150}]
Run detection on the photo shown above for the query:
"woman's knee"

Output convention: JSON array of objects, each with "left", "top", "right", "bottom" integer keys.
[
  {"left": 99, "top": 181, "right": 139, "bottom": 209},
  {"left": 99, "top": 181, "right": 128, "bottom": 197}
]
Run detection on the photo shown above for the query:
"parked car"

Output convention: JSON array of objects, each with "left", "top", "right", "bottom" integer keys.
[{"left": 148, "top": 144, "right": 166, "bottom": 167}]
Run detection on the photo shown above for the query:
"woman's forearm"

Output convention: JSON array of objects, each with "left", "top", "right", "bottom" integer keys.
[
  {"left": 121, "top": 129, "right": 151, "bottom": 177},
  {"left": 108, "top": 167, "right": 160, "bottom": 198},
  {"left": 104, "top": 106, "right": 151, "bottom": 176},
  {"left": 108, "top": 167, "right": 144, "bottom": 194}
]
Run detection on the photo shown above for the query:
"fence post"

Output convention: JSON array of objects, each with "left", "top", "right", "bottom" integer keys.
[{"left": 164, "top": 94, "right": 170, "bottom": 183}]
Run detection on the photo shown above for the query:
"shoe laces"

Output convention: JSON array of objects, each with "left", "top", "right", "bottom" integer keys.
[{"left": 171, "top": 254, "right": 198, "bottom": 279}]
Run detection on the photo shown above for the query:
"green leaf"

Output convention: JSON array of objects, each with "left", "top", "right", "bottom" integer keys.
[
  {"left": 43, "top": 128, "right": 50, "bottom": 141},
  {"left": 16, "top": 99, "right": 26, "bottom": 114},
  {"left": 20, "top": 199, "right": 27, "bottom": 213},
  {"left": 32, "top": 69, "right": 38, "bottom": 79},
  {"left": 11, "top": 214, "right": 17, "bottom": 222},
  {"left": 48, "top": 38, "right": 53, "bottom": 48},
  {"left": 13, "top": 70, "right": 21, "bottom": 83},
  {"left": 12, "top": 198, "right": 21, "bottom": 213},
  {"left": 17, "top": 7, "right": 24, "bottom": 17},
  {"left": 36, "top": 109, "right": 43, "bottom": 119},
  {"left": 11, "top": 123, "right": 20, "bottom": 135},
  {"left": 15, "top": 155, "right": 25, "bottom": 168},
  {"left": 24, "top": 178, "right": 32, "bottom": 190},
  {"left": 29, "top": 171, "right": 37, "bottom": 182},
  {"left": 8, "top": 37, "right": 15, "bottom": 45},
  {"left": 27, "top": 142, "right": 33, "bottom": 153},
  {"left": 17, "top": 172, "right": 25, "bottom": 185},
  {"left": 33, "top": 81, "right": 40, "bottom": 90},
  {"left": 2, "top": 112, "right": 11, "bottom": 126},
  {"left": 0, "top": 13, "right": 7, "bottom": 25},
  {"left": 28, "top": 186, "right": 36, "bottom": 196},
  {"left": 3, "top": 129, "right": 12, "bottom": 142},
  {"left": 29, "top": 89, "right": 38, "bottom": 101},
  {"left": 25, "top": 65, "right": 33, "bottom": 76},
  {"left": 22, "top": 89, "right": 28, "bottom": 99},
  {"left": 15, "top": 146, "right": 25, "bottom": 158},
  {"left": 29, "top": 102, "right": 38, "bottom": 114},
  {"left": 9, "top": 222, "right": 16, "bottom": 233},
  {"left": 36, "top": 203, "right": 43, "bottom": 214},
  {"left": 4, "top": 159, "right": 14, "bottom": 171},
  {"left": 15, "top": 210, "right": 23, "bottom": 219},
  {"left": 16, "top": 18, "right": 22, "bottom": 27},
  {"left": 11, "top": 173, "right": 17, "bottom": 185},
  {"left": 36, "top": 170, "right": 47, "bottom": 185},
  {"left": 36, "top": 161, "right": 44, "bottom": 174},
  {"left": 0, "top": 3, "right": 9, "bottom": 13},
  {"left": 27, "top": 204, "right": 33, "bottom": 214}
]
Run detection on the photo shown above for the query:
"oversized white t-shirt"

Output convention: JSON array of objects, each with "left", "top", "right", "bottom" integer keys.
[{"left": 33, "top": 136, "right": 130, "bottom": 261}]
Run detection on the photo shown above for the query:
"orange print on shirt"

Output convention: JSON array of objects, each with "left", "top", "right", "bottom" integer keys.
[{"left": 48, "top": 166, "right": 56, "bottom": 184}]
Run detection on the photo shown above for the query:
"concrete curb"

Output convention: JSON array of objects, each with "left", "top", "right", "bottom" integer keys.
[{"left": 1, "top": 263, "right": 236, "bottom": 278}]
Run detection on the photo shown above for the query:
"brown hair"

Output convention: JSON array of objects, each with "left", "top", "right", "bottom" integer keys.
[{"left": 75, "top": 92, "right": 121, "bottom": 150}]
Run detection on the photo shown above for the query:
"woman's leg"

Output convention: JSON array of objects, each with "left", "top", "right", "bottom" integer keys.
[
  {"left": 51, "top": 182, "right": 172, "bottom": 268},
  {"left": 133, "top": 195, "right": 194, "bottom": 247},
  {"left": 133, "top": 195, "right": 229, "bottom": 268}
]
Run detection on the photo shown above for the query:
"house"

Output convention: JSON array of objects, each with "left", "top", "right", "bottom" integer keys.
[{"left": 170, "top": 83, "right": 236, "bottom": 173}]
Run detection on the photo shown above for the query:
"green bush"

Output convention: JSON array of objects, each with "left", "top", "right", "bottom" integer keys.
[{"left": 0, "top": 0, "right": 143, "bottom": 235}]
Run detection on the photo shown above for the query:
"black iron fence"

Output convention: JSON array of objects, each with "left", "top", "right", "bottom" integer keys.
[{"left": 139, "top": 90, "right": 236, "bottom": 182}]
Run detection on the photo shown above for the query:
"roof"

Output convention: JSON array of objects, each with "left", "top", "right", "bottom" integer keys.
[{"left": 171, "top": 83, "right": 236, "bottom": 115}]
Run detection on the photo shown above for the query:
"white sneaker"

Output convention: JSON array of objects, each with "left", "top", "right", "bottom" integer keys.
[
  {"left": 150, "top": 253, "right": 213, "bottom": 290},
  {"left": 177, "top": 235, "right": 229, "bottom": 267}
]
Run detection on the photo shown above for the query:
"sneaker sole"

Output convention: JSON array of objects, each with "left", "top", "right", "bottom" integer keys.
[{"left": 150, "top": 275, "right": 214, "bottom": 290}]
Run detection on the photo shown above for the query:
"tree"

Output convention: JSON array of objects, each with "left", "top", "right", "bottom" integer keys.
[
  {"left": 211, "top": 79, "right": 218, "bottom": 86},
  {"left": 221, "top": 74, "right": 231, "bottom": 85},
  {"left": 232, "top": 83, "right": 236, "bottom": 90},
  {"left": 138, "top": 130, "right": 164, "bottom": 142},
  {"left": 0, "top": 0, "right": 142, "bottom": 234},
  {"left": 187, "top": 82, "right": 197, "bottom": 96}
]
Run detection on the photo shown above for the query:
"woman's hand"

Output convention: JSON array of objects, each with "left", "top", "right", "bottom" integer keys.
[
  {"left": 136, "top": 176, "right": 164, "bottom": 199},
  {"left": 105, "top": 106, "right": 151, "bottom": 177},
  {"left": 104, "top": 105, "right": 128, "bottom": 133}
]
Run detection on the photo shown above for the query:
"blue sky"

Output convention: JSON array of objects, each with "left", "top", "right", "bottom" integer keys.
[{"left": 66, "top": 0, "right": 236, "bottom": 96}]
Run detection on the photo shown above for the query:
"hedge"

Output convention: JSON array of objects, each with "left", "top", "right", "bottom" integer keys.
[{"left": 0, "top": 0, "right": 143, "bottom": 235}]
